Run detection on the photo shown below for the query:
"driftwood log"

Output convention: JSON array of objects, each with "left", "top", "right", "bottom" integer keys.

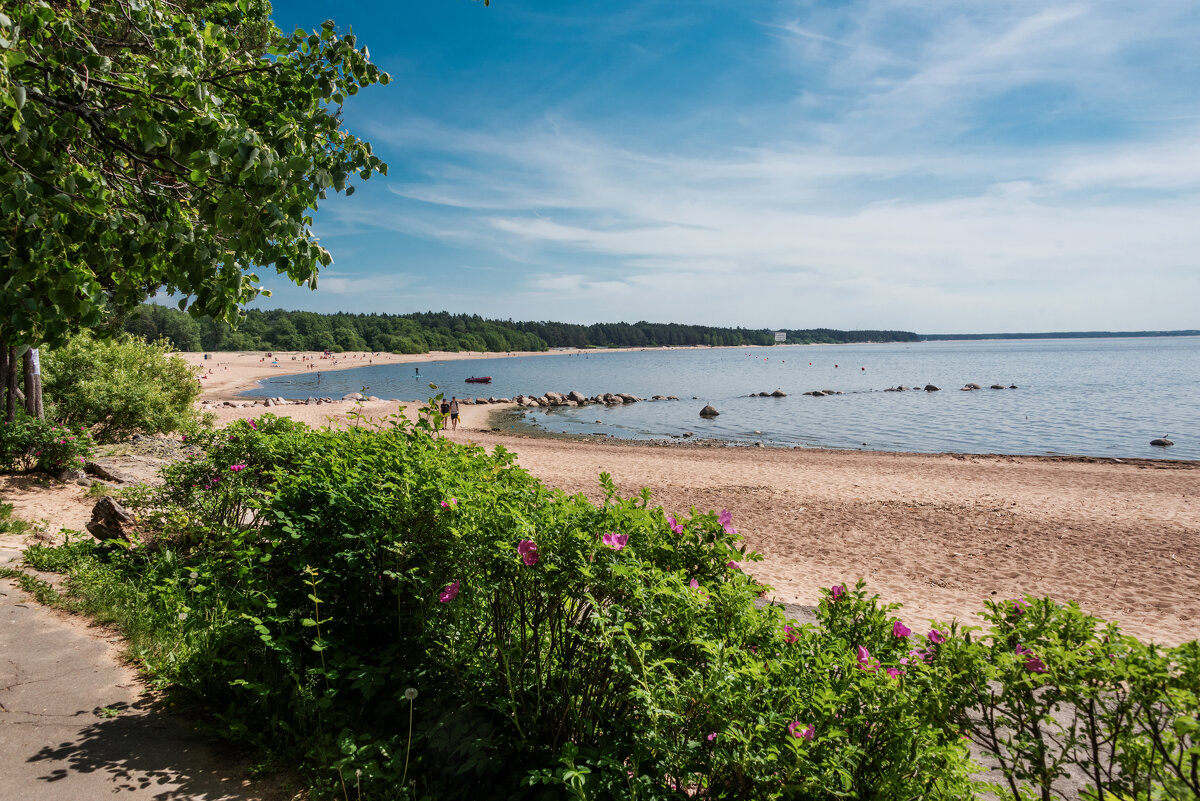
[{"left": 87, "top": 497, "right": 135, "bottom": 543}]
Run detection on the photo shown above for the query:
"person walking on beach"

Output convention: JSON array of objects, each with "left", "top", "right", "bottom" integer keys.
[
  {"left": 439, "top": 398, "right": 451, "bottom": 430},
  {"left": 449, "top": 396, "right": 460, "bottom": 430}
]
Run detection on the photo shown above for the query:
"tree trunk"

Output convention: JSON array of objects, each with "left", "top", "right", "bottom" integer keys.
[
  {"left": 5, "top": 346, "right": 18, "bottom": 422},
  {"left": 0, "top": 344, "right": 7, "bottom": 419},
  {"left": 23, "top": 348, "right": 43, "bottom": 418}
]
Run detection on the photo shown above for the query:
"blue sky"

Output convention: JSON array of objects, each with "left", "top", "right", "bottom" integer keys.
[{"left": 258, "top": 0, "right": 1200, "bottom": 333}]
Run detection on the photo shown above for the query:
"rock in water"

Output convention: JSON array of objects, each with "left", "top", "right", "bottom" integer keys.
[
  {"left": 1150, "top": 438, "right": 1174, "bottom": 447},
  {"left": 924, "top": 384, "right": 940, "bottom": 392},
  {"left": 699, "top": 405, "right": 720, "bottom": 418}
]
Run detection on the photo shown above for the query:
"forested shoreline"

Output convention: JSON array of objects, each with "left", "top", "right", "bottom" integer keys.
[{"left": 124, "top": 304, "right": 920, "bottom": 353}]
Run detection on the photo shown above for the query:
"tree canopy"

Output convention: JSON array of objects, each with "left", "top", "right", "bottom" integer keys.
[
  {"left": 0, "top": 0, "right": 388, "bottom": 347},
  {"left": 125, "top": 302, "right": 921, "bottom": 353}
]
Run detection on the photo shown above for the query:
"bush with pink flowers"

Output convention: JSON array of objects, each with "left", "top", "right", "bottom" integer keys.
[
  {"left": 0, "top": 413, "right": 94, "bottom": 475},
  {"left": 22, "top": 401, "right": 1199, "bottom": 801}
]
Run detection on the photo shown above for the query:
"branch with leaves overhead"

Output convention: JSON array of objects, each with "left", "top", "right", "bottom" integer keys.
[{"left": 0, "top": 0, "right": 389, "bottom": 347}]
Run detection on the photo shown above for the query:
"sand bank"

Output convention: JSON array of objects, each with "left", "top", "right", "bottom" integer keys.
[
  {"left": 178, "top": 345, "right": 745, "bottom": 403},
  {"left": 193, "top": 377, "right": 1200, "bottom": 647}
]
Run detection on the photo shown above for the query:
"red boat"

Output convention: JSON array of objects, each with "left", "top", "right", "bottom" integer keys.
[{"left": 465, "top": 376, "right": 492, "bottom": 384}]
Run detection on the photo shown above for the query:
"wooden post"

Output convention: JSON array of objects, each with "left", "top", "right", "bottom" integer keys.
[{"left": 4, "top": 346, "right": 17, "bottom": 422}]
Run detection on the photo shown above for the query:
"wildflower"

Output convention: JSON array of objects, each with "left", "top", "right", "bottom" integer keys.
[
  {"left": 689, "top": 579, "right": 700, "bottom": 589},
  {"left": 1016, "top": 644, "right": 1046, "bottom": 673},
  {"left": 893, "top": 620, "right": 912, "bottom": 638},
  {"left": 727, "top": 561, "right": 741, "bottom": 570},
  {"left": 248, "top": 419, "right": 257, "bottom": 429},
  {"left": 1010, "top": 598, "right": 1027, "bottom": 615},
  {"left": 706, "top": 732, "right": 717, "bottom": 742},
  {"left": 901, "top": 647, "right": 930, "bottom": 665},
  {"left": 229, "top": 464, "right": 247, "bottom": 472},
  {"left": 439, "top": 580, "right": 460, "bottom": 603},
  {"left": 788, "top": 721, "right": 815, "bottom": 741},
  {"left": 178, "top": 611, "right": 188, "bottom": 621},
  {"left": 667, "top": 514, "right": 684, "bottom": 534},
  {"left": 602, "top": 532, "right": 629, "bottom": 551},
  {"left": 440, "top": 498, "right": 458, "bottom": 509},
  {"left": 927, "top": 628, "right": 946, "bottom": 644},
  {"left": 885, "top": 667, "right": 904, "bottom": 680},
  {"left": 856, "top": 645, "right": 878, "bottom": 672},
  {"left": 783, "top": 624, "right": 798, "bottom": 643},
  {"left": 518, "top": 539, "right": 539, "bottom": 566},
  {"left": 404, "top": 688, "right": 418, "bottom": 700},
  {"left": 830, "top": 584, "right": 846, "bottom": 602},
  {"left": 718, "top": 508, "right": 737, "bottom": 535}
]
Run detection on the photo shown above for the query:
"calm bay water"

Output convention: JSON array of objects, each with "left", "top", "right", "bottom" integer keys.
[{"left": 244, "top": 337, "right": 1200, "bottom": 461}]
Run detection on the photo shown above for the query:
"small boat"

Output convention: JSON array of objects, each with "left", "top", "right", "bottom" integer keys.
[{"left": 465, "top": 376, "right": 492, "bottom": 384}]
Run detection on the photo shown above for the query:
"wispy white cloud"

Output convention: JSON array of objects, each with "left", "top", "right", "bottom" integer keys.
[{"left": 294, "top": 0, "right": 1200, "bottom": 331}]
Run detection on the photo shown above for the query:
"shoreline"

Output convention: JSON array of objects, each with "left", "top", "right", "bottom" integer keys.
[
  {"left": 189, "top": 355, "right": 1200, "bottom": 646},
  {"left": 179, "top": 345, "right": 761, "bottom": 403}
]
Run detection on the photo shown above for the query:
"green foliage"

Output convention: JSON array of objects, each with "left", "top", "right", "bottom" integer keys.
[
  {"left": 0, "top": 413, "right": 94, "bottom": 473},
  {"left": 940, "top": 596, "right": 1200, "bottom": 801},
  {"left": 24, "top": 416, "right": 1198, "bottom": 800},
  {"left": 122, "top": 303, "right": 921, "bottom": 354},
  {"left": 0, "top": 0, "right": 387, "bottom": 347},
  {"left": 41, "top": 333, "right": 203, "bottom": 443}
]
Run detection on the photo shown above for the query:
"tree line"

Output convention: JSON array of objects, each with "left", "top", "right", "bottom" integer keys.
[{"left": 124, "top": 304, "right": 920, "bottom": 353}]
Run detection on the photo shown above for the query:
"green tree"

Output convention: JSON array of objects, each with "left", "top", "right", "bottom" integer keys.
[
  {"left": 0, "top": 0, "right": 389, "bottom": 348},
  {"left": 41, "top": 333, "right": 204, "bottom": 442}
]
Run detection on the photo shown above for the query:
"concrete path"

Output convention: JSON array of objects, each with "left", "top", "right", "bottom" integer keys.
[{"left": 1, "top": 540, "right": 292, "bottom": 800}]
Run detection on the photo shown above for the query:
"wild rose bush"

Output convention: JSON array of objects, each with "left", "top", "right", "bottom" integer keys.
[
  {"left": 33, "top": 408, "right": 1199, "bottom": 800},
  {"left": 0, "top": 414, "right": 94, "bottom": 474}
]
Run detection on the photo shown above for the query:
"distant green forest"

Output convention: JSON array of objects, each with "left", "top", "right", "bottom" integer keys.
[
  {"left": 122, "top": 304, "right": 920, "bottom": 353},
  {"left": 920, "top": 330, "right": 1200, "bottom": 341}
]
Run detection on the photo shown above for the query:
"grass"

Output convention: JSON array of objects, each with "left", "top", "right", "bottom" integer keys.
[
  {"left": 0, "top": 502, "right": 33, "bottom": 536},
  {"left": 0, "top": 566, "right": 60, "bottom": 604}
]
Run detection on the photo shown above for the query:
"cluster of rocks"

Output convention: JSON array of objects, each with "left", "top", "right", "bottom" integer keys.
[
  {"left": 513, "top": 391, "right": 679, "bottom": 408},
  {"left": 961, "top": 383, "right": 1019, "bottom": 391},
  {"left": 746, "top": 390, "right": 788, "bottom": 397},
  {"left": 802, "top": 389, "right": 844, "bottom": 397},
  {"left": 199, "top": 394, "right": 382, "bottom": 411}
]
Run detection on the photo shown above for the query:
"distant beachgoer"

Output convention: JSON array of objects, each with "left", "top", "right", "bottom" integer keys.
[
  {"left": 439, "top": 399, "right": 451, "bottom": 429},
  {"left": 449, "top": 397, "right": 460, "bottom": 430}
]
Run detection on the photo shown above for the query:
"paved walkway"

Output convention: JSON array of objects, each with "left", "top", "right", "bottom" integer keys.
[{"left": 1, "top": 539, "right": 290, "bottom": 801}]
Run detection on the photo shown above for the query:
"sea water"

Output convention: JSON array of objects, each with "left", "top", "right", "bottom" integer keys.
[{"left": 243, "top": 337, "right": 1200, "bottom": 461}]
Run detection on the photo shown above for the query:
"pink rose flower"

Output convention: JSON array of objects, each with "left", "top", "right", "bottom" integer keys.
[
  {"left": 601, "top": 532, "right": 629, "bottom": 551},
  {"left": 788, "top": 721, "right": 815, "bottom": 741},
  {"left": 517, "top": 539, "right": 539, "bottom": 566},
  {"left": 439, "top": 581, "right": 460, "bottom": 603}
]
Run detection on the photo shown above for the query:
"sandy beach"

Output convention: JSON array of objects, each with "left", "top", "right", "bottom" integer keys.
[{"left": 174, "top": 350, "right": 1200, "bottom": 647}]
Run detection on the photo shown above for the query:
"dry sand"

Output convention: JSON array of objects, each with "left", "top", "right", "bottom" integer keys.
[
  {"left": 183, "top": 352, "right": 1200, "bottom": 648},
  {"left": 6, "top": 350, "right": 1196, "bottom": 647}
]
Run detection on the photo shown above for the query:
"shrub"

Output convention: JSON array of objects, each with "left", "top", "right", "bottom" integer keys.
[
  {"left": 23, "top": 410, "right": 1197, "bottom": 800},
  {"left": 0, "top": 413, "right": 94, "bottom": 474},
  {"left": 41, "top": 332, "right": 204, "bottom": 442}
]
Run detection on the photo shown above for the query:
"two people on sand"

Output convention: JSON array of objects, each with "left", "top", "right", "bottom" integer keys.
[{"left": 439, "top": 397, "right": 461, "bottom": 430}]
